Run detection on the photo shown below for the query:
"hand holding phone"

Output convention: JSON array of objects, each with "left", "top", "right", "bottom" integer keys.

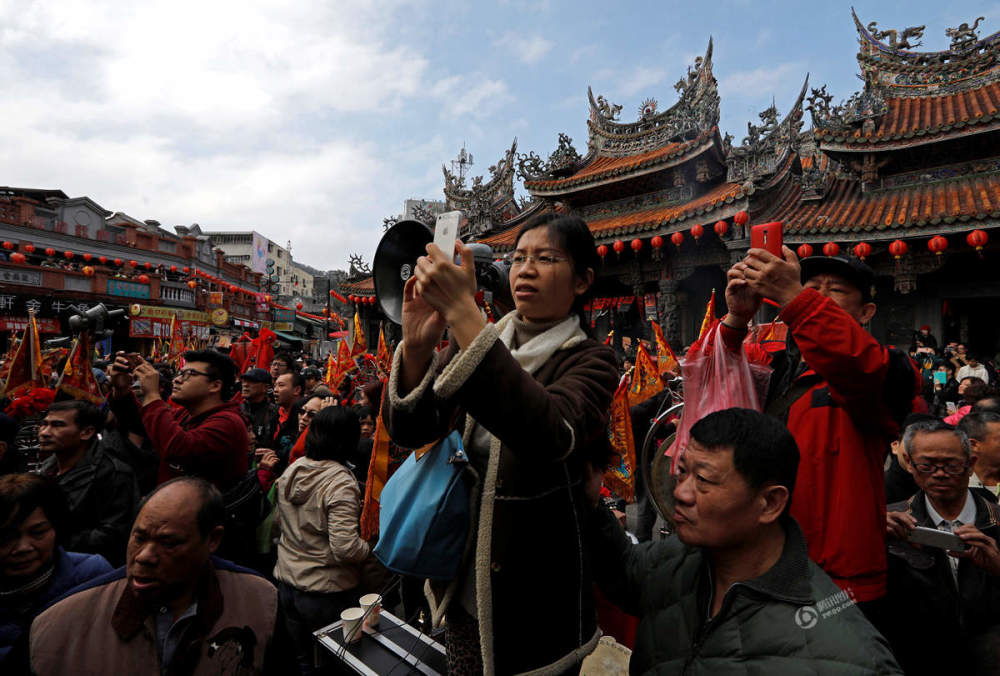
[
  {"left": 750, "top": 222, "right": 784, "bottom": 258},
  {"left": 907, "top": 526, "right": 968, "bottom": 552}
]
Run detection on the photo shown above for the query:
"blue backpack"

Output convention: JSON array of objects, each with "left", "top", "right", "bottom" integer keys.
[{"left": 374, "top": 431, "right": 471, "bottom": 580}]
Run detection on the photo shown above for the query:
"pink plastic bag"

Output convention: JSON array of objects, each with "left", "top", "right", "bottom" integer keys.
[{"left": 667, "top": 322, "right": 773, "bottom": 471}]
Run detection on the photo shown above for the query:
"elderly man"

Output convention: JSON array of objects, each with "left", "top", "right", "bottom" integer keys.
[
  {"left": 961, "top": 411, "right": 1000, "bottom": 500},
  {"left": 884, "top": 420, "right": 1000, "bottom": 675},
  {"left": 30, "top": 477, "right": 286, "bottom": 675},
  {"left": 724, "top": 249, "right": 917, "bottom": 621},
  {"left": 588, "top": 408, "right": 901, "bottom": 674},
  {"left": 38, "top": 400, "right": 137, "bottom": 566},
  {"left": 240, "top": 368, "right": 278, "bottom": 449},
  {"left": 109, "top": 349, "right": 248, "bottom": 491}
]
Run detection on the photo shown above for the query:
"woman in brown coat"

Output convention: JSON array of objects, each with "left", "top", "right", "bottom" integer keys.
[{"left": 386, "top": 214, "right": 617, "bottom": 675}]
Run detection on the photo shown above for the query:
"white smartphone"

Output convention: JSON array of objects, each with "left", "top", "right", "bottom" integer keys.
[
  {"left": 907, "top": 526, "right": 968, "bottom": 551},
  {"left": 434, "top": 211, "right": 461, "bottom": 261}
]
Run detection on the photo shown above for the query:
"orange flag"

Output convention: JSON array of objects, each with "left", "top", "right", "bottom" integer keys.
[
  {"left": 376, "top": 326, "right": 391, "bottom": 374},
  {"left": 360, "top": 391, "right": 392, "bottom": 540},
  {"left": 351, "top": 311, "right": 366, "bottom": 357},
  {"left": 334, "top": 339, "right": 355, "bottom": 387},
  {"left": 57, "top": 331, "right": 105, "bottom": 405},
  {"left": 698, "top": 289, "right": 716, "bottom": 343},
  {"left": 629, "top": 343, "right": 663, "bottom": 406},
  {"left": 168, "top": 313, "right": 185, "bottom": 366},
  {"left": 650, "top": 320, "right": 679, "bottom": 376},
  {"left": 324, "top": 352, "right": 337, "bottom": 388},
  {"left": 0, "top": 318, "right": 43, "bottom": 399},
  {"left": 605, "top": 379, "right": 636, "bottom": 502}
]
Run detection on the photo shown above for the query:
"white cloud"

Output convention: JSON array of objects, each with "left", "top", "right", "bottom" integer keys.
[
  {"left": 720, "top": 62, "right": 803, "bottom": 97},
  {"left": 616, "top": 66, "right": 665, "bottom": 98},
  {"left": 495, "top": 32, "right": 554, "bottom": 64}
]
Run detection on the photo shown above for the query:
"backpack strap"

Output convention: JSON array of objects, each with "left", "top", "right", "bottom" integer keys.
[{"left": 765, "top": 374, "right": 823, "bottom": 423}]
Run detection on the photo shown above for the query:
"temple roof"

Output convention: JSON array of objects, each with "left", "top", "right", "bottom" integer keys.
[
  {"left": 341, "top": 276, "right": 374, "bottom": 295},
  {"left": 764, "top": 164, "right": 1000, "bottom": 239},
  {"left": 523, "top": 131, "right": 714, "bottom": 194}
]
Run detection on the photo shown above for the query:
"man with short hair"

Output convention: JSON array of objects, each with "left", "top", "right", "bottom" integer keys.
[
  {"left": 301, "top": 367, "right": 332, "bottom": 399},
  {"left": 724, "top": 250, "right": 917, "bottom": 614},
  {"left": 30, "top": 477, "right": 287, "bottom": 674},
  {"left": 268, "top": 353, "right": 295, "bottom": 381},
  {"left": 588, "top": 408, "right": 901, "bottom": 674},
  {"left": 240, "top": 368, "right": 278, "bottom": 449},
  {"left": 961, "top": 411, "right": 1000, "bottom": 500},
  {"left": 109, "top": 350, "right": 248, "bottom": 491},
  {"left": 884, "top": 420, "right": 1000, "bottom": 675},
  {"left": 38, "top": 400, "right": 137, "bottom": 566},
  {"left": 272, "top": 372, "right": 303, "bottom": 456},
  {"left": 958, "top": 354, "right": 990, "bottom": 385}
]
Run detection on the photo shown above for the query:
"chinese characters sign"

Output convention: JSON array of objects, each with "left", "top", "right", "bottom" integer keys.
[{"left": 107, "top": 279, "right": 150, "bottom": 299}]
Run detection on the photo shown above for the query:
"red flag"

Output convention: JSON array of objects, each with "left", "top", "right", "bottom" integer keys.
[
  {"left": 629, "top": 343, "right": 663, "bottom": 406},
  {"left": 351, "top": 311, "right": 367, "bottom": 357},
  {"left": 650, "top": 320, "right": 679, "bottom": 376},
  {"left": 1, "top": 318, "right": 43, "bottom": 399},
  {"left": 334, "top": 339, "right": 355, "bottom": 388},
  {"left": 57, "top": 331, "right": 105, "bottom": 405},
  {"left": 698, "top": 290, "right": 716, "bottom": 343},
  {"left": 605, "top": 379, "right": 636, "bottom": 502},
  {"left": 167, "top": 313, "right": 186, "bottom": 366},
  {"left": 376, "top": 325, "right": 391, "bottom": 374},
  {"left": 603, "top": 329, "right": 614, "bottom": 346}
]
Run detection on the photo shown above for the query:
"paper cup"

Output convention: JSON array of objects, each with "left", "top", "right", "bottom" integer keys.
[
  {"left": 341, "top": 607, "right": 365, "bottom": 644},
  {"left": 359, "top": 593, "right": 382, "bottom": 628}
]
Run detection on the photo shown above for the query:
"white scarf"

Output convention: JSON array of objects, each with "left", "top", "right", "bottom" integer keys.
[{"left": 494, "top": 312, "right": 587, "bottom": 375}]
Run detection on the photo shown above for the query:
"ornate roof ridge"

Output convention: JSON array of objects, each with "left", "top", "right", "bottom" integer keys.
[
  {"left": 851, "top": 9, "right": 1000, "bottom": 80},
  {"left": 726, "top": 75, "right": 808, "bottom": 186},
  {"left": 583, "top": 38, "right": 720, "bottom": 158},
  {"left": 443, "top": 138, "right": 518, "bottom": 204}
]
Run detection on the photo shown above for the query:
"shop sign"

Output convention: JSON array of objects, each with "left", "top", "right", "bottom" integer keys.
[
  {"left": 128, "top": 305, "right": 209, "bottom": 323},
  {"left": 211, "top": 308, "right": 230, "bottom": 326},
  {"left": 0, "top": 317, "right": 60, "bottom": 333},
  {"left": 0, "top": 268, "right": 43, "bottom": 287},
  {"left": 273, "top": 322, "right": 294, "bottom": 332},
  {"left": 107, "top": 279, "right": 150, "bottom": 299}
]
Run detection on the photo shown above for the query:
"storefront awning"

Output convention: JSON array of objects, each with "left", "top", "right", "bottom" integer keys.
[{"left": 271, "top": 330, "right": 303, "bottom": 346}]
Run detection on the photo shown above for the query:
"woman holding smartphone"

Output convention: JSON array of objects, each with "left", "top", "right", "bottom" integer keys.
[{"left": 385, "top": 214, "right": 618, "bottom": 675}]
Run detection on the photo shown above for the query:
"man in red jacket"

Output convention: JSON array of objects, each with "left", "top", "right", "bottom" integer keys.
[
  {"left": 110, "top": 349, "right": 248, "bottom": 491},
  {"left": 723, "top": 247, "right": 917, "bottom": 624}
]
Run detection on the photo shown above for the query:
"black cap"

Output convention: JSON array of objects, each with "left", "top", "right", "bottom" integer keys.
[
  {"left": 302, "top": 367, "right": 322, "bottom": 380},
  {"left": 240, "top": 368, "right": 272, "bottom": 384},
  {"left": 799, "top": 255, "right": 875, "bottom": 302}
]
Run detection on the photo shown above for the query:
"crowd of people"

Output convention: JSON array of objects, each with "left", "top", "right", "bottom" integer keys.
[{"left": 1, "top": 211, "right": 999, "bottom": 674}]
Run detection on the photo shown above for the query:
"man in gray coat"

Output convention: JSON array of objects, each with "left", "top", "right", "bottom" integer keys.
[{"left": 587, "top": 408, "right": 901, "bottom": 674}]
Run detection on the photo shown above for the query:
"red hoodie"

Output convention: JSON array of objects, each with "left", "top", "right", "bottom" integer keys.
[
  {"left": 113, "top": 395, "right": 248, "bottom": 490},
  {"left": 722, "top": 287, "right": 918, "bottom": 602}
]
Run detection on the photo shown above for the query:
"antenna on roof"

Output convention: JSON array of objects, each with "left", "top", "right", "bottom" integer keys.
[{"left": 451, "top": 143, "right": 474, "bottom": 183}]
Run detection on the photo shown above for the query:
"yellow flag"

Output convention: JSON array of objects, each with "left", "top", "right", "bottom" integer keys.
[
  {"left": 351, "top": 311, "right": 367, "bottom": 356},
  {"left": 629, "top": 343, "right": 664, "bottom": 406},
  {"left": 698, "top": 289, "right": 716, "bottom": 342},
  {"left": 650, "top": 320, "right": 679, "bottom": 375}
]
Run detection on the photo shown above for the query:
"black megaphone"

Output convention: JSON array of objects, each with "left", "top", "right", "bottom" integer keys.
[{"left": 373, "top": 220, "right": 434, "bottom": 324}]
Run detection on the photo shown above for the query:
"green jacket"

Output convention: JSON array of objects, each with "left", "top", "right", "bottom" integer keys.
[{"left": 588, "top": 508, "right": 902, "bottom": 675}]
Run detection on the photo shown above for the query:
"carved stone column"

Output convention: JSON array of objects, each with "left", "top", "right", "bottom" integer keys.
[{"left": 657, "top": 279, "right": 681, "bottom": 347}]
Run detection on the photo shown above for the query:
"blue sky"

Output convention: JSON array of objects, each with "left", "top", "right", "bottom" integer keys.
[{"left": 1, "top": 0, "right": 995, "bottom": 270}]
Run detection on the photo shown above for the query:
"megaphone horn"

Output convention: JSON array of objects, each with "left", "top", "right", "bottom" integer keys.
[{"left": 373, "top": 219, "right": 433, "bottom": 324}]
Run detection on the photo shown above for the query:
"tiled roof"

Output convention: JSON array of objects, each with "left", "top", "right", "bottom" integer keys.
[
  {"left": 341, "top": 276, "right": 374, "bottom": 294},
  {"left": 479, "top": 182, "right": 745, "bottom": 250},
  {"left": 524, "top": 131, "right": 713, "bottom": 192},
  {"left": 815, "top": 81, "right": 1000, "bottom": 148},
  {"left": 767, "top": 172, "right": 1000, "bottom": 235}
]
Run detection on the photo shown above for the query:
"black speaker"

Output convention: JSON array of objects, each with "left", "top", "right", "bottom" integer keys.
[{"left": 373, "top": 219, "right": 434, "bottom": 324}]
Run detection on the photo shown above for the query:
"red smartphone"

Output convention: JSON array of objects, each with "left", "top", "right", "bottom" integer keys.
[{"left": 750, "top": 221, "right": 784, "bottom": 258}]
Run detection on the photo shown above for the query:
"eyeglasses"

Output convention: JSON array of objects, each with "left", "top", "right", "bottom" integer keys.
[
  {"left": 300, "top": 409, "right": 318, "bottom": 419},
  {"left": 506, "top": 252, "right": 569, "bottom": 267},
  {"left": 906, "top": 454, "right": 970, "bottom": 475},
  {"left": 174, "top": 368, "right": 212, "bottom": 382}
]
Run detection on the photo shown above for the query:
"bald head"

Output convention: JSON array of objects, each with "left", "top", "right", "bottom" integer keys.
[{"left": 138, "top": 477, "right": 224, "bottom": 538}]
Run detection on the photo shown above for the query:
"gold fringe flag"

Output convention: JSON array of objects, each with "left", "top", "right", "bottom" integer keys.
[
  {"left": 57, "top": 331, "right": 105, "bottom": 405},
  {"left": 605, "top": 378, "right": 637, "bottom": 502},
  {"left": 376, "top": 325, "right": 391, "bottom": 375},
  {"left": 629, "top": 343, "right": 663, "bottom": 406},
  {"left": 351, "top": 311, "right": 367, "bottom": 357},
  {"left": 0, "top": 317, "right": 43, "bottom": 399},
  {"left": 650, "top": 320, "right": 679, "bottom": 376}
]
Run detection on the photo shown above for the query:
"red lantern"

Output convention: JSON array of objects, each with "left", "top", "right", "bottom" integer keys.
[
  {"left": 128, "top": 260, "right": 137, "bottom": 268},
  {"left": 650, "top": 235, "right": 663, "bottom": 250},
  {"left": 45, "top": 247, "right": 55, "bottom": 257},
  {"left": 889, "top": 240, "right": 908, "bottom": 260},
  {"left": 612, "top": 240, "right": 625, "bottom": 255},
  {"left": 10, "top": 252, "right": 26, "bottom": 264},
  {"left": 63, "top": 250, "right": 74, "bottom": 260},
  {"left": 99, "top": 255, "right": 108, "bottom": 264},
  {"left": 822, "top": 242, "right": 840, "bottom": 257},
  {"left": 187, "top": 280, "right": 197, "bottom": 289},
  {"left": 596, "top": 244, "right": 609, "bottom": 259},
  {"left": 322, "top": 308, "right": 329, "bottom": 316},
  {"left": 691, "top": 224, "right": 704, "bottom": 241},
  {"left": 296, "top": 302, "right": 303, "bottom": 310},
  {"left": 370, "top": 297, "right": 377, "bottom": 306},
  {"left": 169, "top": 265, "right": 177, "bottom": 272},
  {"left": 967, "top": 229, "right": 989, "bottom": 255},
  {"left": 928, "top": 235, "right": 948, "bottom": 257},
  {"left": 82, "top": 253, "right": 92, "bottom": 262},
  {"left": 714, "top": 220, "right": 728, "bottom": 237},
  {"left": 853, "top": 242, "right": 872, "bottom": 260},
  {"left": 144, "top": 262, "right": 152, "bottom": 270},
  {"left": 670, "top": 231, "right": 684, "bottom": 248},
  {"left": 2, "top": 241, "right": 13, "bottom": 250},
  {"left": 24, "top": 244, "right": 35, "bottom": 254},
  {"left": 138, "top": 274, "right": 150, "bottom": 284},
  {"left": 228, "top": 285, "right": 236, "bottom": 293},
  {"left": 797, "top": 243, "right": 814, "bottom": 258},
  {"left": 182, "top": 266, "right": 190, "bottom": 274},
  {"left": 630, "top": 238, "right": 643, "bottom": 252},
  {"left": 265, "top": 294, "right": 272, "bottom": 303},
  {"left": 114, "top": 258, "right": 123, "bottom": 266},
  {"left": 733, "top": 211, "right": 749, "bottom": 227},
  {"left": 82, "top": 265, "right": 94, "bottom": 277}
]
